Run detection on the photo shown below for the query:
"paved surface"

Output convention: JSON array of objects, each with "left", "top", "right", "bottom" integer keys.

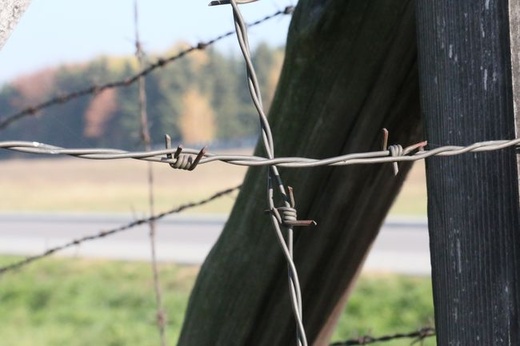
[{"left": 0, "top": 213, "right": 431, "bottom": 275}]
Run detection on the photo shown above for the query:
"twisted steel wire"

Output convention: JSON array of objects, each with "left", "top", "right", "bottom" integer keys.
[
  {"left": 1, "top": 137, "right": 519, "bottom": 167},
  {"left": 0, "top": 6, "right": 294, "bottom": 130},
  {"left": 226, "top": 1, "right": 308, "bottom": 345},
  {"left": 329, "top": 327, "right": 435, "bottom": 345},
  {"left": 0, "top": 186, "right": 240, "bottom": 275}
]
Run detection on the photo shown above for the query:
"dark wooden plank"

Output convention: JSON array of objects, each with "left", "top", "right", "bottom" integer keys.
[
  {"left": 178, "top": 1, "right": 422, "bottom": 344},
  {"left": 416, "top": 0, "right": 520, "bottom": 344}
]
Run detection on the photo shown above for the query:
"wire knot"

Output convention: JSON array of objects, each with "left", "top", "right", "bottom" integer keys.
[
  {"left": 163, "top": 134, "right": 206, "bottom": 171},
  {"left": 270, "top": 206, "right": 315, "bottom": 227},
  {"left": 277, "top": 206, "right": 298, "bottom": 225},
  {"left": 388, "top": 144, "right": 404, "bottom": 157},
  {"left": 381, "top": 128, "right": 403, "bottom": 176},
  {"left": 268, "top": 187, "right": 317, "bottom": 228},
  {"left": 387, "top": 144, "right": 403, "bottom": 175}
]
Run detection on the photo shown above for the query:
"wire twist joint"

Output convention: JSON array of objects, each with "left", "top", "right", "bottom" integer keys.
[
  {"left": 163, "top": 134, "right": 206, "bottom": 171},
  {"left": 270, "top": 187, "right": 317, "bottom": 228}
]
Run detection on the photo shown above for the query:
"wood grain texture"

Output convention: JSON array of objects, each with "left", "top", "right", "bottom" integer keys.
[
  {"left": 416, "top": 0, "right": 520, "bottom": 344},
  {"left": 178, "top": 1, "right": 422, "bottom": 345}
]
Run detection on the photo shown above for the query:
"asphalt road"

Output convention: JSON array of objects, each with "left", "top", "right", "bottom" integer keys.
[{"left": 0, "top": 213, "right": 431, "bottom": 275}]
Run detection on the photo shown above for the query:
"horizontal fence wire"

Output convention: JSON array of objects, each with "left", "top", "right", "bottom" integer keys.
[
  {"left": 329, "top": 327, "right": 436, "bottom": 345},
  {"left": 1, "top": 137, "right": 519, "bottom": 168},
  {"left": 0, "top": 6, "right": 294, "bottom": 130},
  {"left": 1, "top": 2, "right": 514, "bottom": 344},
  {"left": 0, "top": 185, "right": 240, "bottom": 275}
]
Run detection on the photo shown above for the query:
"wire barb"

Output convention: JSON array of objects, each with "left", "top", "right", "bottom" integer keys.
[
  {"left": 270, "top": 187, "right": 317, "bottom": 227},
  {"left": 219, "top": 1, "right": 310, "bottom": 344},
  {"left": 163, "top": 134, "right": 206, "bottom": 171},
  {"left": 1, "top": 137, "right": 518, "bottom": 167},
  {"left": 387, "top": 145, "right": 403, "bottom": 175},
  {"left": 329, "top": 327, "right": 435, "bottom": 346},
  {"left": 0, "top": 185, "right": 241, "bottom": 276}
]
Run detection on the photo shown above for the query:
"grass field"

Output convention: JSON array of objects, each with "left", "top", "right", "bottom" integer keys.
[
  {"left": 0, "top": 156, "right": 427, "bottom": 215},
  {"left": 0, "top": 156, "right": 247, "bottom": 214},
  {"left": 0, "top": 156, "right": 432, "bottom": 344},
  {"left": 0, "top": 256, "right": 435, "bottom": 346}
]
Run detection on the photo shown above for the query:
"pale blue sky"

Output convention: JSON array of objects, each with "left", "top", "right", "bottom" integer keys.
[{"left": 0, "top": 0, "right": 295, "bottom": 85}]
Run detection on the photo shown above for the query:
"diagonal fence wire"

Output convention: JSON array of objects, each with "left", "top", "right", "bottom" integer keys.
[
  {"left": 329, "top": 327, "right": 436, "bottom": 345},
  {"left": 0, "top": 6, "right": 294, "bottom": 130},
  {"left": 0, "top": 185, "right": 240, "bottom": 276}
]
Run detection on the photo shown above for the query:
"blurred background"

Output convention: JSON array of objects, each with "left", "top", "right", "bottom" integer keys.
[{"left": 0, "top": 2, "right": 432, "bottom": 345}]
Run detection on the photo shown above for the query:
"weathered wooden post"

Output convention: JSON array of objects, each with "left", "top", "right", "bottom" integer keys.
[
  {"left": 179, "top": 1, "right": 423, "bottom": 344},
  {"left": 416, "top": 0, "right": 520, "bottom": 344}
]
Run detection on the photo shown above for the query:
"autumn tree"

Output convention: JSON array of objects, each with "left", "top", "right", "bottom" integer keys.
[{"left": 179, "top": 87, "right": 216, "bottom": 144}]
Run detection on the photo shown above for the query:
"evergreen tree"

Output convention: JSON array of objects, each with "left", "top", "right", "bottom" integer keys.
[{"left": 0, "top": 42, "right": 283, "bottom": 151}]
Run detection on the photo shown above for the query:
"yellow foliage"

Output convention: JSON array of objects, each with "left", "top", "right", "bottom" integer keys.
[
  {"left": 105, "top": 56, "right": 137, "bottom": 73},
  {"left": 189, "top": 50, "right": 209, "bottom": 70},
  {"left": 265, "top": 50, "right": 284, "bottom": 111},
  {"left": 164, "top": 41, "right": 209, "bottom": 71},
  {"left": 11, "top": 68, "right": 57, "bottom": 106},
  {"left": 179, "top": 88, "right": 215, "bottom": 144}
]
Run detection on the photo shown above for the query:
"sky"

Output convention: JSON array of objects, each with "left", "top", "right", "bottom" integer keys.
[{"left": 0, "top": 0, "right": 296, "bottom": 85}]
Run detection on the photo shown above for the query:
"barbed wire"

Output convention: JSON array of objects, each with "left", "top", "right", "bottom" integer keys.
[
  {"left": 0, "top": 185, "right": 240, "bottom": 276},
  {"left": 133, "top": 4, "right": 168, "bottom": 344},
  {"left": 0, "top": 2, "right": 441, "bottom": 345},
  {"left": 329, "top": 327, "right": 435, "bottom": 346},
  {"left": 214, "top": 1, "right": 310, "bottom": 345},
  {"left": 1, "top": 137, "right": 518, "bottom": 168},
  {"left": 0, "top": 6, "right": 294, "bottom": 130},
  {"left": 1, "top": 2, "right": 516, "bottom": 344}
]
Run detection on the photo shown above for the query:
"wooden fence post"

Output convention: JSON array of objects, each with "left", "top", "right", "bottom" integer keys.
[
  {"left": 416, "top": 0, "right": 520, "bottom": 344},
  {"left": 179, "top": 1, "right": 423, "bottom": 344}
]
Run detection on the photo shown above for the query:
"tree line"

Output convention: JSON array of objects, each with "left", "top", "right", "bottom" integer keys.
[{"left": 0, "top": 42, "right": 284, "bottom": 153}]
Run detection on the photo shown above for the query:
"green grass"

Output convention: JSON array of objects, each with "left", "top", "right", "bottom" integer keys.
[
  {"left": 332, "top": 275, "right": 435, "bottom": 345},
  {"left": 0, "top": 256, "right": 434, "bottom": 345},
  {"left": 0, "top": 257, "right": 197, "bottom": 346}
]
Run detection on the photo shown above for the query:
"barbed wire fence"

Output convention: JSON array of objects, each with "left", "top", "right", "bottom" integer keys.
[
  {"left": 0, "top": 186, "right": 241, "bottom": 275},
  {"left": 132, "top": 3, "right": 167, "bottom": 344},
  {"left": 3, "top": 0, "right": 519, "bottom": 345}
]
